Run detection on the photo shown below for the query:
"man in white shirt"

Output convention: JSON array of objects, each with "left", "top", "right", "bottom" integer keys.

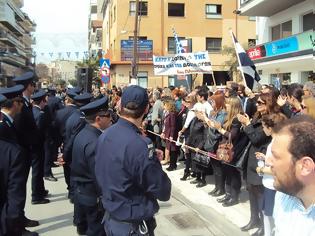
[
  {"left": 267, "top": 116, "right": 315, "bottom": 236},
  {"left": 196, "top": 88, "right": 213, "bottom": 117}
]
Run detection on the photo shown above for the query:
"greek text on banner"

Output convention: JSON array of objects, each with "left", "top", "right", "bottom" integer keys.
[{"left": 153, "top": 52, "right": 213, "bottom": 76}]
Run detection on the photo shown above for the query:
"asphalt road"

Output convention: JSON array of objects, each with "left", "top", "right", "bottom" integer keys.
[{"left": 24, "top": 167, "right": 248, "bottom": 236}]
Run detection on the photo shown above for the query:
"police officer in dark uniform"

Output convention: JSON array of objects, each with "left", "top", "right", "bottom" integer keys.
[
  {"left": 44, "top": 86, "right": 63, "bottom": 181},
  {"left": 0, "top": 86, "right": 38, "bottom": 236},
  {"left": 0, "top": 85, "right": 24, "bottom": 143},
  {"left": 31, "top": 90, "right": 50, "bottom": 204},
  {"left": 72, "top": 97, "right": 111, "bottom": 236},
  {"left": 61, "top": 92, "right": 93, "bottom": 202},
  {"left": 95, "top": 85, "right": 171, "bottom": 236},
  {"left": 12, "top": 72, "right": 41, "bottom": 228}
]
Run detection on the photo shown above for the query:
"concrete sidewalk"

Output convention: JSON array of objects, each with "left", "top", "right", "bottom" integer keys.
[{"left": 163, "top": 161, "right": 255, "bottom": 233}]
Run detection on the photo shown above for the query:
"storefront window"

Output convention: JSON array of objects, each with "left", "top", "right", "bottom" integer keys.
[
  {"left": 137, "top": 72, "right": 148, "bottom": 88},
  {"left": 271, "top": 73, "right": 291, "bottom": 86}
]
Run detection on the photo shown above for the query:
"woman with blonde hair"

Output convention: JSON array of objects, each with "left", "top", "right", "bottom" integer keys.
[
  {"left": 302, "top": 95, "right": 315, "bottom": 119},
  {"left": 161, "top": 99, "right": 178, "bottom": 171},
  {"left": 214, "top": 96, "right": 249, "bottom": 207}
]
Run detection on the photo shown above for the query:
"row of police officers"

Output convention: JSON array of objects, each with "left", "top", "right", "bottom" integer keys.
[{"left": 0, "top": 71, "right": 172, "bottom": 236}]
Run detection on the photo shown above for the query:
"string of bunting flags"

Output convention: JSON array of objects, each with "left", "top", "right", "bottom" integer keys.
[{"left": 32, "top": 50, "right": 106, "bottom": 59}]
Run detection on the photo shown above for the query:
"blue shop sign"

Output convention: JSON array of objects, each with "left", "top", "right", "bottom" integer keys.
[{"left": 265, "top": 36, "right": 299, "bottom": 57}]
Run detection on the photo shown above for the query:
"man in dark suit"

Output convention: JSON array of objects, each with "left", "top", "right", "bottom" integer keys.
[
  {"left": 0, "top": 85, "right": 38, "bottom": 236},
  {"left": 31, "top": 90, "right": 50, "bottom": 204},
  {"left": 71, "top": 97, "right": 110, "bottom": 236}
]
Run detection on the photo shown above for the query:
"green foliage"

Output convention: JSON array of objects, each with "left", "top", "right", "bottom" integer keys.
[{"left": 55, "top": 79, "right": 66, "bottom": 87}]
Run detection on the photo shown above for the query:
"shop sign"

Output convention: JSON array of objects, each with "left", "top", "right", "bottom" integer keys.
[
  {"left": 121, "top": 40, "right": 153, "bottom": 61},
  {"left": 265, "top": 36, "right": 298, "bottom": 57},
  {"left": 247, "top": 45, "right": 266, "bottom": 60}
]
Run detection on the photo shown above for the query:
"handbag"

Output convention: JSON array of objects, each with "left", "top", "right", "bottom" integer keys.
[
  {"left": 235, "top": 141, "right": 251, "bottom": 170},
  {"left": 192, "top": 152, "right": 211, "bottom": 167},
  {"left": 217, "top": 134, "right": 234, "bottom": 163}
]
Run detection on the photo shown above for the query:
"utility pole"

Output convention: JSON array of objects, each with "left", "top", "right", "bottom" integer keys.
[{"left": 131, "top": 0, "right": 139, "bottom": 81}]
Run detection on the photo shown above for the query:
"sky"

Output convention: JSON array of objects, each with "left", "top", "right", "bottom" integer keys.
[{"left": 22, "top": 0, "right": 90, "bottom": 64}]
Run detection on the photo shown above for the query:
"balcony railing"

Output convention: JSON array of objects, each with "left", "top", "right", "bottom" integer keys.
[
  {"left": 7, "top": 0, "right": 24, "bottom": 21},
  {"left": 0, "top": 51, "right": 26, "bottom": 66},
  {"left": 0, "top": 30, "right": 25, "bottom": 49}
]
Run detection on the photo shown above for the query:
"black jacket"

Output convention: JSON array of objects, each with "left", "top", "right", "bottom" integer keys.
[{"left": 244, "top": 118, "right": 271, "bottom": 185}]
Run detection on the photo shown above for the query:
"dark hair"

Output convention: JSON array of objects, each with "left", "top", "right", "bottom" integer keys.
[
  {"left": 280, "top": 87, "right": 288, "bottom": 97},
  {"left": 120, "top": 102, "right": 147, "bottom": 119},
  {"left": 197, "top": 88, "right": 208, "bottom": 101},
  {"left": 288, "top": 83, "right": 304, "bottom": 102},
  {"left": 262, "top": 113, "right": 287, "bottom": 130},
  {"left": 1, "top": 97, "right": 23, "bottom": 109},
  {"left": 254, "top": 92, "right": 280, "bottom": 120},
  {"left": 274, "top": 115, "right": 315, "bottom": 162}
]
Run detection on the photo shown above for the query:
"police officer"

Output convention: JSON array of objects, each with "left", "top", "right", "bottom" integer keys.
[
  {"left": 0, "top": 85, "right": 24, "bottom": 143},
  {"left": 31, "top": 90, "right": 50, "bottom": 204},
  {"left": 62, "top": 92, "right": 93, "bottom": 202},
  {"left": 44, "top": 86, "right": 63, "bottom": 181},
  {"left": 12, "top": 72, "right": 40, "bottom": 228},
  {"left": 95, "top": 85, "right": 171, "bottom": 236},
  {"left": 0, "top": 86, "right": 38, "bottom": 236},
  {"left": 72, "top": 97, "right": 111, "bottom": 236}
]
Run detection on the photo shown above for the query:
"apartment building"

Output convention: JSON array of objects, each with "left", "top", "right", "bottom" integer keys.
[
  {"left": 0, "top": 0, "right": 36, "bottom": 86},
  {"left": 239, "top": 0, "right": 315, "bottom": 85},
  {"left": 88, "top": 0, "right": 103, "bottom": 58},
  {"left": 98, "top": 0, "right": 256, "bottom": 88}
]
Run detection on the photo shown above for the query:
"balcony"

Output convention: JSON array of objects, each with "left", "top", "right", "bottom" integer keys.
[
  {"left": 0, "top": 51, "right": 26, "bottom": 67},
  {"left": 239, "top": 0, "right": 306, "bottom": 16},
  {"left": 7, "top": 0, "right": 24, "bottom": 21},
  {"left": 0, "top": 30, "right": 25, "bottom": 49}
]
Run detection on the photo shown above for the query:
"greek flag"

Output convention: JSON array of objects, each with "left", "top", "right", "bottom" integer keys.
[
  {"left": 172, "top": 27, "right": 186, "bottom": 54},
  {"left": 230, "top": 30, "right": 260, "bottom": 90}
]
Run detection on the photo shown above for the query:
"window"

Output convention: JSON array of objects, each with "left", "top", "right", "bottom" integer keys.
[
  {"left": 248, "top": 39, "right": 256, "bottom": 48},
  {"left": 205, "top": 4, "right": 222, "bottom": 19},
  {"left": 168, "top": 37, "right": 184, "bottom": 54},
  {"left": 91, "top": 5, "right": 97, "bottom": 14},
  {"left": 206, "top": 38, "right": 222, "bottom": 53},
  {"left": 271, "top": 20, "right": 292, "bottom": 41},
  {"left": 168, "top": 3, "right": 185, "bottom": 17},
  {"left": 248, "top": 16, "right": 256, "bottom": 21},
  {"left": 129, "top": 36, "right": 148, "bottom": 40},
  {"left": 137, "top": 72, "right": 148, "bottom": 88},
  {"left": 113, "top": 6, "right": 116, "bottom": 22},
  {"left": 129, "top": 1, "right": 148, "bottom": 16},
  {"left": 168, "top": 76, "right": 175, "bottom": 86},
  {"left": 303, "top": 12, "right": 315, "bottom": 31}
]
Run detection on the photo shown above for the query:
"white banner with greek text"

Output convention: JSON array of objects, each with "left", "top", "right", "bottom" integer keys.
[{"left": 153, "top": 52, "right": 213, "bottom": 76}]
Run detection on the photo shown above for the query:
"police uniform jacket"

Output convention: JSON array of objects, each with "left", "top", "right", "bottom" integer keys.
[
  {"left": 95, "top": 118, "right": 171, "bottom": 222},
  {"left": 47, "top": 95, "right": 63, "bottom": 120},
  {"left": 0, "top": 140, "right": 27, "bottom": 235},
  {"left": 32, "top": 105, "right": 49, "bottom": 144},
  {"left": 14, "top": 97, "right": 39, "bottom": 151},
  {"left": 0, "top": 113, "right": 18, "bottom": 143},
  {"left": 54, "top": 104, "right": 78, "bottom": 145},
  {"left": 71, "top": 124, "right": 102, "bottom": 206},
  {"left": 63, "top": 110, "right": 86, "bottom": 163}
]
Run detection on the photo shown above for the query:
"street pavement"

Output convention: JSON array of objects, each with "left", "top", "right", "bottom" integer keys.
[{"left": 24, "top": 162, "right": 255, "bottom": 235}]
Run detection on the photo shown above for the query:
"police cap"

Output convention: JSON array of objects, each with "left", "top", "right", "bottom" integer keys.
[
  {"left": 74, "top": 92, "right": 93, "bottom": 104},
  {"left": 31, "top": 89, "right": 47, "bottom": 101},
  {"left": 80, "top": 96, "right": 109, "bottom": 116},
  {"left": 12, "top": 71, "right": 35, "bottom": 86},
  {"left": 0, "top": 84, "right": 24, "bottom": 99},
  {"left": 47, "top": 86, "right": 56, "bottom": 93},
  {"left": 66, "top": 89, "right": 78, "bottom": 99},
  {"left": 121, "top": 85, "right": 148, "bottom": 109}
]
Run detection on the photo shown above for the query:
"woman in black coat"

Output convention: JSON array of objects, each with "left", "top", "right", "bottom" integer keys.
[
  {"left": 237, "top": 92, "right": 279, "bottom": 235},
  {"left": 214, "top": 96, "right": 249, "bottom": 207}
]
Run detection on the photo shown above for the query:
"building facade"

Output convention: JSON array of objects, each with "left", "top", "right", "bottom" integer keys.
[
  {"left": 239, "top": 0, "right": 315, "bottom": 85},
  {"left": 0, "top": 0, "right": 36, "bottom": 86},
  {"left": 88, "top": 0, "right": 103, "bottom": 58},
  {"left": 98, "top": 0, "right": 256, "bottom": 88}
]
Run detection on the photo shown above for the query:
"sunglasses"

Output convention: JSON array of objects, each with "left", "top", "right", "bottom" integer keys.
[
  {"left": 301, "top": 104, "right": 307, "bottom": 109},
  {"left": 256, "top": 100, "right": 266, "bottom": 105}
]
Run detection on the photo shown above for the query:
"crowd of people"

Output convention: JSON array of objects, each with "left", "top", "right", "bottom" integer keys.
[{"left": 0, "top": 70, "right": 315, "bottom": 236}]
